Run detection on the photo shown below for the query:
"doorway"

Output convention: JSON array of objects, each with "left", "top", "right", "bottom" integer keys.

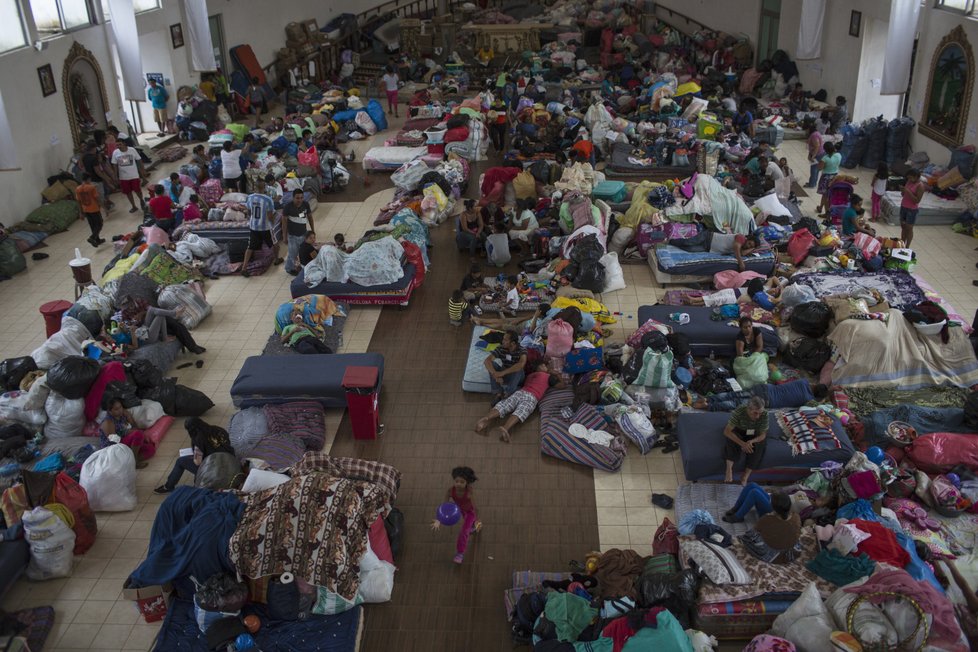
[
  {"left": 209, "top": 14, "right": 227, "bottom": 73},
  {"left": 757, "top": 0, "right": 781, "bottom": 64}
]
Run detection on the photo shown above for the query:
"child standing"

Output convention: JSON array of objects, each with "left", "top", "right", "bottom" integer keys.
[
  {"left": 871, "top": 164, "right": 888, "bottom": 222},
  {"left": 75, "top": 174, "right": 105, "bottom": 247},
  {"left": 449, "top": 289, "right": 469, "bottom": 327},
  {"left": 900, "top": 169, "right": 925, "bottom": 248},
  {"left": 381, "top": 66, "right": 400, "bottom": 118},
  {"left": 430, "top": 466, "right": 482, "bottom": 564}
]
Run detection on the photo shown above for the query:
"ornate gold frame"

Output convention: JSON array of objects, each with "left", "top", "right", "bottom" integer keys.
[
  {"left": 919, "top": 25, "right": 974, "bottom": 147},
  {"left": 62, "top": 41, "right": 110, "bottom": 150}
]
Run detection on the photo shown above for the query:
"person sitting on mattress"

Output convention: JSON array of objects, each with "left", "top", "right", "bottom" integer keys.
[
  {"left": 722, "top": 396, "right": 769, "bottom": 485},
  {"left": 735, "top": 317, "right": 765, "bottom": 357},
  {"left": 667, "top": 231, "right": 760, "bottom": 272},
  {"left": 484, "top": 330, "right": 527, "bottom": 404},
  {"left": 694, "top": 380, "right": 827, "bottom": 412},
  {"left": 475, "top": 361, "right": 563, "bottom": 443},
  {"left": 723, "top": 489, "right": 802, "bottom": 563}
]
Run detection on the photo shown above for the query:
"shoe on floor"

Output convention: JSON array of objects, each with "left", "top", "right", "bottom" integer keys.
[
  {"left": 242, "top": 269, "right": 251, "bottom": 278},
  {"left": 651, "top": 493, "right": 674, "bottom": 509},
  {"left": 973, "top": 280, "right": 978, "bottom": 287},
  {"left": 453, "top": 553, "right": 464, "bottom": 564},
  {"left": 31, "top": 253, "right": 49, "bottom": 260},
  {"left": 722, "top": 513, "right": 744, "bottom": 524},
  {"left": 153, "top": 485, "right": 173, "bottom": 494},
  {"left": 129, "top": 207, "right": 139, "bottom": 213}
]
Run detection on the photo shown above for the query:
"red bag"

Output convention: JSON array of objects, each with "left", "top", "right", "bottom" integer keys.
[
  {"left": 787, "top": 228, "right": 816, "bottom": 265},
  {"left": 652, "top": 517, "right": 679, "bottom": 556},
  {"left": 297, "top": 147, "right": 319, "bottom": 168},
  {"left": 52, "top": 472, "right": 98, "bottom": 555},
  {"left": 906, "top": 432, "right": 978, "bottom": 473}
]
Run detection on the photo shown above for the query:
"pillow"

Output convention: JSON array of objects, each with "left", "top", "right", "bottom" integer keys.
[
  {"left": 241, "top": 468, "right": 291, "bottom": 492},
  {"left": 679, "top": 538, "right": 752, "bottom": 585},
  {"left": 770, "top": 582, "right": 834, "bottom": 652},
  {"left": 828, "top": 523, "right": 871, "bottom": 555},
  {"left": 246, "top": 433, "right": 306, "bottom": 471},
  {"left": 263, "top": 401, "right": 326, "bottom": 450},
  {"left": 753, "top": 192, "right": 791, "bottom": 218},
  {"left": 825, "top": 579, "right": 899, "bottom": 648},
  {"left": 228, "top": 407, "right": 268, "bottom": 458}
]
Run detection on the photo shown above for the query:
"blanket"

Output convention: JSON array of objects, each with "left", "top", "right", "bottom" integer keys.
[
  {"left": 655, "top": 245, "right": 776, "bottom": 270},
  {"left": 863, "top": 405, "right": 969, "bottom": 447},
  {"left": 303, "top": 237, "right": 404, "bottom": 287},
  {"left": 791, "top": 270, "right": 925, "bottom": 312},
  {"left": 229, "top": 473, "right": 394, "bottom": 601},
  {"left": 274, "top": 295, "right": 345, "bottom": 336},
  {"left": 128, "top": 487, "right": 244, "bottom": 594},
  {"left": 829, "top": 310, "right": 978, "bottom": 389},
  {"left": 776, "top": 408, "right": 842, "bottom": 456},
  {"left": 665, "top": 174, "right": 755, "bottom": 235},
  {"left": 841, "top": 386, "right": 972, "bottom": 415}
]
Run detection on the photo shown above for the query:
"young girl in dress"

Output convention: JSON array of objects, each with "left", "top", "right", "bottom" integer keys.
[
  {"left": 871, "top": 164, "right": 888, "bottom": 222},
  {"left": 431, "top": 466, "right": 482, "bottom": 564}
]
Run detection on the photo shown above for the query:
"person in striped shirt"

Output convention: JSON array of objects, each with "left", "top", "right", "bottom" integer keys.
[
  {"left": 449, "top": 290, "right": 469, "bottom": 327},
  {"left": 241, "top": 192, "right": 283, "bottom": 277}
]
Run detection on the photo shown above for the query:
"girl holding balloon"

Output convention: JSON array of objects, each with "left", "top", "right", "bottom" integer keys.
[{"left": 431, "top": 466, "right": 482, "bottom": 564}]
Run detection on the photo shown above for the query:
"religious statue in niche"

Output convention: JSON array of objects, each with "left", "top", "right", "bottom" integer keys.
[
  {"left": 69, "top": 73, "right": 98, "bottom": 141},
  {"left": 919, "top": 25, "right": 974, "bottom": 147},
  {"left": 62, "top": 42, "right": 110, "bottom": 149}
]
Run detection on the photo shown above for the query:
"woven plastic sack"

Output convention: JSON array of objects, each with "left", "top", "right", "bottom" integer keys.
[
  {"left": 158, "top": 284, "right": 212, "bottom": 330},
  {"left": 23, "top": 505, "right": 76, "bottom": 580}
]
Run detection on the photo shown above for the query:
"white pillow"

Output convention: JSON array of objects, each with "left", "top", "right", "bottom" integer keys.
[
  {"left": 680, "top": 539, "right": 752, "bottom": 585},
  {"left": 129, "top": 399, "right": 165, "bottom": 429},
  {"left": 754, "top": 192, "right": 791, "bottom": 218},
  {"left": 770, "top": 583, "right": 834, "bottom": 652},
  {"left": 241, "top": 468, "right": 290, "bottom": 492}
]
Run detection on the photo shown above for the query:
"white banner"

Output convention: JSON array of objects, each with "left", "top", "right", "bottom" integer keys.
[
  {"left": 796, "top": 0, "right": 826, "bottom": 60},
  {"left": 106, "top": 0, "right": 145, "bottom": 101},
  {"left": 182, "top": 0, "right": 216, "bottom": 71},
  {"left": 0, "top": 88, "right": 18, "bottom": 170},
  {"left": 881, "top": 0, "right": 922, "bottom": 95}
]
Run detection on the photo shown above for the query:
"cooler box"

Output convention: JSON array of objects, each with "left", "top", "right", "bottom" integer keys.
[
  {"left": 755, "top": 123, "right": 784, "bottom": 147},
  {"left": 592, "top": 180, "right": 627, "bottom": 203},
  {"left": 697, "top": 114, "right": 722, "bottom": 140},
  {"left": 342, "top": 366, "right": 381, "bottom": 440}
]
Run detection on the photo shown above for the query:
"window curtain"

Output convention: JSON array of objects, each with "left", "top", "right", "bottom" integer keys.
[
  {"left": 182, "top": 0, "right": 216, "bottom": 71},
  {"left": 106, "top": 0, "right": 144, "bottom": 101},
  {"left": 796, "top": 0, "right": 826, "bottom": 60},
  {"left": 881, "top": 0, "right": 921, "bottom": 95},
  {"left": 0, "top": 88, "right": 18, "bottom": 170}
]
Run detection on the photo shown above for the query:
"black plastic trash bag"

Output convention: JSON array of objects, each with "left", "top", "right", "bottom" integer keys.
[
  {"left": 173, "top": 385, "right": 214, "bottom": 417},
  {"left": 141, "top": 378, "right": 176, "bottom": 413},
  {"left": 46, "top": 356, "right": 100, "bottom": 400},
  {"left": 783, "top": 337, "right": 833, "bottom": 374},
  {"left": 102, "top": 381, "right": 141, "bottom": 409},
  {"left": 385, "top": 507, "right": 404, "bottom": 560},
  {"left": 124, "top": 359, "right": 163, "bottom": 390},
  {"left": 789, "top": 301, "right": 833, "bottom": 338},
  {"left": 636, "top": 567, "right": 700, "bottom": 612},
  {"left": 572, "top": 260, "right": 606, "bottom": 293},
  {"left": 193, "top": 452, "right": 242, "bottom": 490},
  {"left": 569, "top": 234, "right": 603, "bottom": 264},
  {"left": 194, "top": 572, "right": 248, "bottom": 612},
  {"left": 0, "top": 356, "right": 37, "bottom": 391}
]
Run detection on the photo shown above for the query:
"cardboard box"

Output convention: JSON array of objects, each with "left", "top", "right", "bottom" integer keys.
[{"left": 122, "top": 581, "right": 173, "bottom": 623}]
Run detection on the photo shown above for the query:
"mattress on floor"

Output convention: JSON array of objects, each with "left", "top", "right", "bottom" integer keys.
[
  {"left": 291, "top": 264, "right": 417, "bottom": 305},
  {"left": 462, "top": 326, "right": 494, "bottom": 393},
  {"left": 694, "top": 597, "right": 794, "bottom": 641},
  {"left": 362, "top": 146, "right": 427, "bottom": 170},
  {"left": 606, "top": 141, "right": 694, "bottom": 180},
  {"left": 154, "top": 597, "right": 362, "bottom": 651},
  {"left": 676, "top": 410, "right": 855, "bottom": 482},
  {"left": 230, "top": 353, "right": 385, "bottom": 409},
  {"left": 880, "top": 189, "right": 968, "bottom": 226},
  {"left": 538, "top": 389, "right": 625, "bottom": 472},
  {"left": 674, "top": 483, "right": 755, "bottom": 537},
  {"left": 650, "top": 244, "right": 776, "bottom": 279},
  {"left": 636, "top": 305, "right": 779, "bottom": 357}
]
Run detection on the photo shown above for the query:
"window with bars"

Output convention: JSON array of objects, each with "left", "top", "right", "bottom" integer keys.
[
  {"left": 31, "top": 0, "right": 92, "bottom": 34},
  {"left": 0, "top": 0, "right": 27, "bottom": 52},
  {"left": 100, "top": 0, "right": 160, "bottom": 21},
  {"left": 935, "top": 0, "right": 976, "bottom": 15}
]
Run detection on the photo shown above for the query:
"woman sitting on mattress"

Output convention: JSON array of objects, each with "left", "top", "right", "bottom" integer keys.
[
  {"left": 667, "top": 231, "right": 761, "bottom": 273},
  {"left": 735, "top": 316, "right": 765, "bottom": 357},
  {"left": 722, "top": 396, "right": 768, "bottom": 485}
]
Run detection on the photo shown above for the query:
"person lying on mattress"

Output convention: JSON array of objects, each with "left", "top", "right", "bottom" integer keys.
[
  {"left": 723, "top": 396, "right": 768, "bottom": 485},
  {"left": 735, "top": 316, "right": 765, "bottom": 357},
  {"left": 723, "top": 488, "right": 802, "bottom": 564},
  {"left": 475, "top": 361, "right": 565, "bottom": 443},
  {"left": 667, "top": 231, "right": 761, "bottom": 273},
  {"left": 694, "top": 380, "right": 828, "bottom": 412},
  {"left": 484, "top": 330, "right": 527, "bottom": 403}
]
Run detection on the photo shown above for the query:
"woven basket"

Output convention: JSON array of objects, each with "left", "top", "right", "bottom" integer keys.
[{"left": 846, "top": 591, "right": 928, "bottom": 652}]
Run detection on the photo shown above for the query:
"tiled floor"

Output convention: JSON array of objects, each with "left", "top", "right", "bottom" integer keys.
[{"left": 1, "top": 129, "right": 976, "bottom": 650}]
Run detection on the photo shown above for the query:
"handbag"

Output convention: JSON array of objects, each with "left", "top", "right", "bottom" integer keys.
[
  {"left": 564, "top": 347, "right": 604, "bottom": 374},
  {"left": 652, "top": 517, "right": 679, "bottom": 556}
]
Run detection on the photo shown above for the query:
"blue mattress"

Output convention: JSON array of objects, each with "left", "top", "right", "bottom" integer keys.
[
  {"left": 154, "top": 597, "right": 362, "bottom": 652},
  {"left": 676, "top": 411, "right": 855, "bottom": 482},
  {"left": 290, "top": 264, "right": 416, "bottom": 300},
  {"left": 462, "top": 326, "right": 494, "bottom": 393},
  {"left": 654, "top": 244, "right": 776, "bottom": 276},
  {"left": 637, "top": 305, "right": 779, "bottom": 357},
  {"left": 230, "top": 353, "right": 385, "bottom": 408}
]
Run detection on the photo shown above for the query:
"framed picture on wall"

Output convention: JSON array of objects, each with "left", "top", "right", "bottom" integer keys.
[
  {"left": 37, "top": 64, "right": 56, "bottom": 97},
  {"left": 170, "top": 23, "right": 184, "bottom": 49},
  {"left": 849, "top": 11, "right": 862, "bottom": 38}
]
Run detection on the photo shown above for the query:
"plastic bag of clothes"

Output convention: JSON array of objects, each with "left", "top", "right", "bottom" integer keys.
[
  {"left": 194, "top": 452, "right": 243, "bottom": 490},
  {"left": 103, "top": 380, "right": 141, "bottom": 409},
  {"left": 733, "top": 352, "right": 769, "bottom": 389},
  {"left": 23, "top": 506, "right": 76, "bottom": 580},
  {"left": 790, "top": 301, "right": 832, "bottom": 338},
  {"left": 885, "top": 117, "right": 915, "bottom": 166},
  {"left": 906, "top": 432, "right": 978, "bottom": 473},
  {"left": 572, "top": 260, "right": 606, "bottom": 293},
  {"left": 124, "top": 359, "right": 163, "bottom": 390},
  {"left": 44, "top": 391, "right": 86, "bottom": 439},
  {"left": 636, "top": 569, "right": 699, "bottom": 626},
  {"left": 45, "top": 356, "right": 100, "bottom": 400},
  {"left": 143, "top": 379, "right": 214, "bottom": 417},
  {"left": 860, "top": 117, "right": 888, "bottom": 169},
  {"left": 0, "top": 356, "right": 37, "bottom": 391},
  {"left": 194, "top": 572, "right": 249, "bottom": 613},
  {"left": 80, "top": 444, "right": 137, "bottom": 511}
]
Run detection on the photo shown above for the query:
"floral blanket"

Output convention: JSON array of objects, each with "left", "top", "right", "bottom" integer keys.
[{"left": 791, "top": 270, "right": 924, "bottom": 312}]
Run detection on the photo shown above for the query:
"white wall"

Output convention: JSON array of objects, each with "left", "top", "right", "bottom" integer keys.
[
  {"left": 0, "top": 0, "right": 388, "bottom": 220},
  {"left": 906, "top": 8, "right": 978, "bottom": 165}
]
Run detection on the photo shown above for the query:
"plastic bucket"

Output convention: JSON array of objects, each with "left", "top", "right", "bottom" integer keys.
[
  {"left": 39, "top": 299, "right": 73, "bottom": 338},
  {"left": 69, "top": 248, "right": 92, "bottom": 284}
]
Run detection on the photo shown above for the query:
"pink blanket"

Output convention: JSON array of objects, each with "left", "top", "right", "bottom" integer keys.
[{"left": 713, "top": 270, "right": 764, "bottom": 290}]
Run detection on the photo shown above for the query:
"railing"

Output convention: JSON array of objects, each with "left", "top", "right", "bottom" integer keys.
[
  {"left": 357, "top": 0, "right": 482, "bottom": 24},
  {"left": 651, "top": 4, "right": 713, "bottom": 37}
]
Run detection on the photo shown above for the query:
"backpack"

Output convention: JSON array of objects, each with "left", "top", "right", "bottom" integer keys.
[
  {"left": 511, "top": 591, "right": 549, "bottom": 643},
  {"left": 641, "top": 330, "right": 669, "bottom": 352},
  {"left": 783, "top": 337, "right": 832, "bottom": 375},
  {"left": 666, "top": 332, "right": 691, "bottom": 359}
]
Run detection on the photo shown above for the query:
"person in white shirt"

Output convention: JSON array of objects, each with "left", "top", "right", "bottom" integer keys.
[
  {"left": 504, "top": 275, "right": 520, "bottom": 312},
  {"left": 761, "top": 155, "right": 785, "bottom": 181},
  {"left": 220, "top": 141, "right": 245, "bottom": 193},
  {"left": 110, "top": 140, "right": 145, "bottom": 213},
  {"left": 380, "top": 66, "right": 400, "bottom": 118},
  {"left": 508, "top": 199, "right": 539, "bottom": 253},
  {"left": 485, "top": 222, "right": 511, "bottom": 268}
]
